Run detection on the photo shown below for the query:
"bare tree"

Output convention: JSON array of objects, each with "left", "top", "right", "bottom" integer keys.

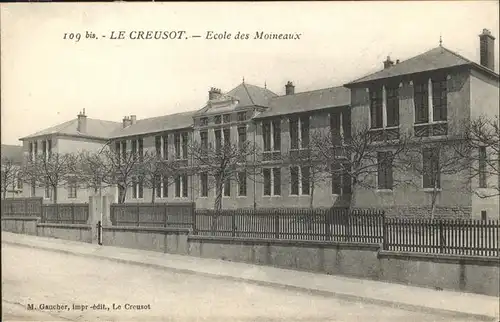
[
  {"left": 312, "top": 125, "right": 410, "bottom": 211},
  {"left": 1, "top": 157, "right": 20, "bottom": 200},
  {"left": 459, "top": 115, "right": 500, "bottom": 198},
  {"left": 23, "top": 152, "right": 76, "bottom": 204},
  {"left": 188, "top": 136, "right": 259, "bottom": 231},
  {"left": 401, "top": 138, "right": 469, "bottom": 219},
  {"left": 74, "top": 150, "right": 113, "bottom": 196},
  {"left": 136, "top": 150, "right": 182, "bottom": 203}
]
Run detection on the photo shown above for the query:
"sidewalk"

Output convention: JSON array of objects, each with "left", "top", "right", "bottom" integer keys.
[{"left": 2, "top": 232, "right": 499, "bottom": 321}]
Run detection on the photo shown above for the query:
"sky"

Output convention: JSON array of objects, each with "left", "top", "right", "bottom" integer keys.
[{"left": 1, "top": 1, "right": 499, "bottom": 145}]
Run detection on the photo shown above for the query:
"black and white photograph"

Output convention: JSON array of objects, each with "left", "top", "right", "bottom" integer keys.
[{"left": 1, "top": 1, "right": 499, "bottom": 321}]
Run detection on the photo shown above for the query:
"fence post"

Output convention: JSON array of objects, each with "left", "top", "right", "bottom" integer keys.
[
  {"left": 439, "top": 220, "right": 444, "bottom": 254},
  {"left": 191, "top": 206, "right": 197, "bottom": 235},
  {"left": 324, "top": 209, "right": 331, "bottom": 241},
  {"left": 382, "top": 214, "right": 388, "bottom": 250},
  {"left": 274, "top": 210, "right": 280, "bottom": 239},
  {"left": 231, "top": 211, "right": 236, "bottom": 237},
  {"left": 345, "top": 208, "right": 351, "bottom": 242}
]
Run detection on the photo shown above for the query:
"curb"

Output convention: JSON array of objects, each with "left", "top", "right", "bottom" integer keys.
[{"left": 3, "top": 239, "right": 498, "bottom": 322}]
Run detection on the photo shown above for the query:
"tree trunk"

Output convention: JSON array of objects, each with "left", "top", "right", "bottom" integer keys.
[
  {"left": 151, "top": 185, "right": 156, "bottom": 204},
  {"left": 430, "top": 178, "right": 439, "bottom": 220},
  {"left": 308, "top": 178, "right": 315, "bottom": 230},
  {"left": 53, "top": 186, "right": 58, "bottom": 204},
  {"left": 212, "top": 178, "right": 223, "bottom": 235}
]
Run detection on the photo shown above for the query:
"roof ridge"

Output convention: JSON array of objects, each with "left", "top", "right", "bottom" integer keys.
[
  {"left": 242, "top": 83, "right": 256, "bottom": 106},
  {"left": 273, "top": 85, "right": 346, "bottom": 98},
  {"left": 134, "top": 110, "right": 199, "bottom": 123}
]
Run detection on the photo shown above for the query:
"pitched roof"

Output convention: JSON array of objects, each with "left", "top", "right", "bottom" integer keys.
[
  {"left": 20, "top": 118, "right": 122, "bottom": 141},
  {"left": 1, "top": 144, "right": 23, "bottom": 163},
  {"left": 109, "top": 110, "right": 196, "bottom": 139},
  {"left": 227, "top": 83, "right": 278, "bottom": 108},
  {"left": 345, "top": 46, "right": 500, "bottom": 86},
  {"left": 254, "top": 86, "right": 350, "bottom": 119}
]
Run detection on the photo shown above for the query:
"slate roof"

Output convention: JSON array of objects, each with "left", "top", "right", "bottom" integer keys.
[
  {"left": 254, "top": 86, "right": 350, "bottom": 119},
  {"left": 109, "top": 110, "right": 197, "bottom": 139},
  {"left": 345, "top": 46, "right": 500, "bottom": 86},
  {"left": 1, "top": 145, "right": 23, "bottom": 164},
  {"left": 227, "top": 83, "right": 278, "bottom": 108},
  {"left": 20, "top": 118, "right": 122, "bottom": 141}
]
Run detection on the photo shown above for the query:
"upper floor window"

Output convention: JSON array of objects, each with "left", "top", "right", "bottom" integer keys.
[
  {"left": 223, "top": 114, "right": 231, "bottom": 123},
  {"left": 68, "top": 180, "right": 77, "bottom": 199},
  {"left": 370, "top": 87, "right": 383, "bottom": 129},
  {"left": 200, "top": 131, "right": 208, "bottom": 152},
  {"left": 237, "top": 111, "right": 247, "bottom": 122},
  {"left": 181, "top": 132, "right": 188, "bottom": 159},
  {"left": 414, "top": 80, "right": 429, "bottom": 124},
  {"left": 332, "top": 163, "right": 351, "bottom": 195},
  {"left": 174, "top": 133, "right": 188, "bottom": 160},
  {"left": 238, "top": 126, "right": 247, "bottom": 149},
  {"left": 377, "top": 151, "right": 393, "bottom": 189},
  {"left": 223, "top": 128, "right": 230, "bottom": 147},
  {"left": 200, "top": 117, "right": 208, "bottom": 126},
  {"left": 155, "top": 136, "right": 162, "bottom": 156},
  {"left": 214, "top": 115, "right": 222, "bottom": 124},
  {"left": 289, "top": 116, "right": 310, "bottom": 149},
  {"left": 386, "top": 86, "right": 400, "bottom": 127},
  {"left": 262, "top": 120, "right": 281, "bottom": 152},
  {"left": 200, "top": 172, "right": 208, "bottom": 197},
  {"left": 432, "top": 76, "right": 447, "bottom": 122}
]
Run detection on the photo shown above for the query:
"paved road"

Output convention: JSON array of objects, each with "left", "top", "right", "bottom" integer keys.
[{"left": 1, "top": 244, "right": 483, "bottom": 322}]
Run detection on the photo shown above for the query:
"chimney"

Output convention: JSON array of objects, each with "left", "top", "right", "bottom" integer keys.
[
  {"left": 285, "top": 81, "right": 295, "bottom": 95},
  {"left": 122, "top": 116, "right": 132, "bottom": 128},
  {"left": 209, "top": 87, "right": 221, "bottom": 100},
  {"left": 130, "top": 115, "right": 137, "bottom": 125},
  {"left": 383, "top": 56, "right": 394, "bottom": 69},
  {"left": 77, "top": 108, "right": 87, "bottom": 133},
  {"left": 479, "top": 28, "right": 495, "bottom": 71}
]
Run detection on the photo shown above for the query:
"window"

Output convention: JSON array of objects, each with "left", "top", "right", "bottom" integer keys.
[
  {"left": 44, "top": 180, "right": 52, "bottom": 199},
  {"left": 174, "top": 133, "right": 181, "bottom": 159},
  {"left": 423, "top": 148, "right": 440, "bottom": 189},
  {"left": 238, "top": 171, "right": 247, "bottom": 196},
  {"left": 31, "top": 179, "right": 36, "bottom": 197},
  {"left": 263, "top": 168, "right": 281, "bottom": 196},
  {"left": 132, "top": 139, "right": 137, "bottom": 156},
  {"left": 68, "top": 180, "right": 77, "bottom": 199},
  {"left": 47, "top": 139, "right": 52, "bottom": 159},
  {"left": 121, "top": 141, "right": 127, "bottom": 160},
  {"left": 163, "top": 135, "right": 168, "bottom": 160},
  {"left": 138, "top": 138, "right": 144, "bottom": 158},
  {"left": 17, "top": 175, "right": 23, "bottom": 189},
  {"left": 331, "top": 163, "right": 351, "bottom": 195},
  {"left": 214, "top": 115, "right": 222, "bottom": 124},
  {"left": 300, "top": 117, "right": 309, "bottom": 148},
  {"left": 238, "top": 126, "right": 247, "bottom": 148},
  {"left": 29, "top": 142, "right": 33, "bottom": 160},
  {"left": 377, "top": 151, "right": 393, "bottom": 189},
  {"left": 223, "top": 128, "right": 230, "bottom": 146},
  {"left": 42, "top": 141, "right": 47, "bottom": 160},
  {"left": 261, "top": 119, "right": 281, "bottom": 152},
  {"left": 224, "top": 177, "right": 230, "bottom": 196},
  {"left": 155, "top": 136, "right": 162, "bottom": 156},
  {"left": 414, "top": 80, "right": 429, "bottom": 124},
  {"left": 432, "top": 76, "right": 447, "bottom": 122},
  {"left": 182, "top": 132, "right": 188, "bottom": 159},
  {"left": 330, "top": 111, "right": 342, "bottom": 145},
  {"left": 479, "top": 146, "right": 487, "bottom": 188},
  {"left": 34, "top": 141, "right": 38, "bottom": 157},
  {"left": 200, "top": 131, "right": 208, "bottom": 155},
  {"left": 200, "top": 117, "right": 208, "bottom": 126},
  {"left": 386, "top": 86, "right": 400, "bottom": 127},
  {"left": 215, "top": 129, "right": 222, "bottom": 153},
  {"left": 370, "top": 87, "right": 383, "bottom": 128},
  {"left": 155, "top": 175, "right": 162, "bottom": 198},
  {"left": 223, "top": 114, "right": 231, "bottom": 123},
  {"left": 290, "top": 166, "right": 310, "bottom": 195},
  {"left": 176, "top": 175, "right": 188, "bottom": 197},
  {"left": 200, "top": 173, "right": 208, "bottom": 197},
  {"left": 132, "top": 177, "right": 144, "bottom": 199},
  {"left": 290, "top": 116, "right": 310, "bottom": 149},
  {"left": 237, "top": 111, "right": 247, "bottom": 122},
  {"left": 155, "top": 176, "right": 168, "bottom": 198}
]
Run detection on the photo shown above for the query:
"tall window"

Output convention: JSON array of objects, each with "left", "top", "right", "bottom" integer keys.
[
  {"left": 263, "top": 168, "right": 280, "bottom": 196},
  {"left": 290, "top": 166, "right": 310, "bottom": 195},
  {"left": 223, "top": 114, "right": 231, "bottom": 123},
  {"left": 432, "top": 76, "right": 447, "bottom": 122},
  {"left": 132, "top": 177, "right": 144, "bottom": 199},
  {"left": 34, "top": 141, "right": 38, "bottom": 158},
  {"left": 174, "top": 133, "right": 181, "bottom": 159},
  {"left": 214, "top": 129, "right": 222, "bottom": 153},
  {"left": 377, "top": 151, "right": 393, "bottom": 189},
  {"left": 200, "top": 131, "right": 208, "bottom": 156},
  {"left": 263, "top": 122, "right": 271, "bottom": 152},
  {"left": 289, "top": 116, "right": 309, "bottom": 149},
  {"left": 331, "top": 163, "right": 351, "bottom": 195},
  {"left": 200, "top": 173, "right": 208, "bottom": 197},
  {"left": 162, "top": 176, "right": 169, "bottom": 198},
  {"left": 370, "top": 87, "right": 383, "bottom": 128},
  {"left": 44, "top": 184, "right": 52, "bottom": 200},
  {"left": 200, "top": 117, "right": 208, "bottom": 126},
  {"left": 223, "top": 128, "right": 230, "bottom": 147},
  {"left": 138, "top": 138, "right": 144, "bottom": 158},
  {"left": 163, "top": 135, "right": 169, "bottom": 160},
  {"left": 175, "top": 175, "right": 188, "bottom": 197},
  {"left": 272, "top": 120, "right": 281, "bottom": 151},
  {"left": 68, "top": 180, "right": 77, "bottom": 199},
  {"left": 330, "top": 111, "right": 342, "bottom": 145},
  {"left": 414, "top": 80, "right": 429, "bottom": 124},
  {"left": 121, "top": 141, "right": 127, "bottom": 160},
  {"left": 386, "top": 86, "right": 400, "bottom": 127},
  {"left": 156, "top": 176, "right": 168, "bottom": 198},
  {"left": 238, "top": 126, "right": 247, "bottom": 149},
  {"left": 155, "top": 175, "right": 162, "bottom": 198},
  {"left": 155, "top": 136, "right": 161, "bottom": 156},
  {"left": 132, "top": 139, "right": 137, "bottom": 156},
  {"left": 182, "top": 132, "right": 188, "bottom": 159},
  {"left": 42, "top": 141, "right": 47, "bottom": 160},
  {"left": 237, "top": 111, "right": 247, "bottom": 122},
  {"left": 479, "top": 146, "right": 487, "bottom": 188},
  {"left": 214, "top": 115, "right": 222, "bottom": 124},
  {"left": 238, "top": 171, "right": 247, "bottom": 196},
  {"left": 423, "top": 148, "right": 440, "bottom": 189}
]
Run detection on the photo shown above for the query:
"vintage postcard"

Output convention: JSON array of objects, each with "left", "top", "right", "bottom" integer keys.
[{"left": 1, "top": 1, "right": 499, "bottom": 322}]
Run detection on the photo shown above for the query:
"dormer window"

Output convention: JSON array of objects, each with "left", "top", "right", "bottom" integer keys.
[{"left": 414, "top": 80, "right": 429, "bottom": 124}]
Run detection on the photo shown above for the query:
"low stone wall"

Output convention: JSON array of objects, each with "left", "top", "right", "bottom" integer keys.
[
  {"left": 37, "top": 223, "right": 92, "bottom": 243},
  {"left": 187, "top": 235, "right": 500, "bottom": 296},
  {"left": 102, "top": 226, "right": 190, "bottom": 255},
  {"left": 1, "top": 216, "right": 39, "bottom": 235}
]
